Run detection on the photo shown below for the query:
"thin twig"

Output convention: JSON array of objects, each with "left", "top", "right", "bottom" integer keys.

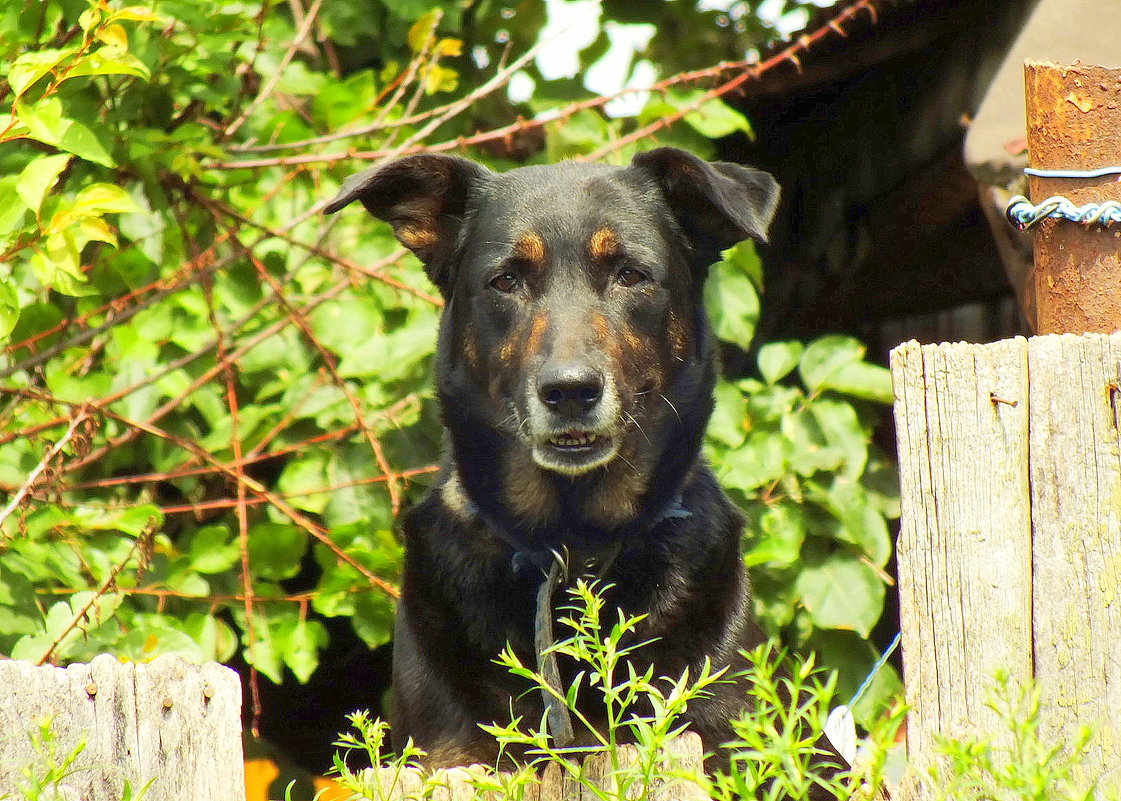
[
  {"left": 98, "top": 405, "right": 400, "bottom": 597},
  {"left": 243, "top": 245, "right": 404, "bottom": 514},
  {"left": 584, "top": 0, "right": 884, "bottom": 161},
  {"left": 0, "top": 406, "right": 91, "bottom": 532},
  {"left": 213, "top": 0, "right": 885, "bottom": 171},
  {"left": 223, "top": 0, "right": 325, "bottom": 139},
  {"left": 36, "top": 529, "right": 148, "bottom": 665}
]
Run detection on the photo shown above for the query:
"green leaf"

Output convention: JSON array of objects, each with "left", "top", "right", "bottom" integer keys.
[
  {"left": 795, "top": 553, "right": 884, "bottom": 637},
  {"left": 277, "top": 452, "right": 330, "bottom": 513},
  {"left": 717, "top": 430, "right": 788, "bottom": 493},
  {"left": 283, "top": 618, "right": 327, "bottom": 683},
  {"left": 69, "top": 504, "right": 162, "bottom": 536},
  {"left": 248, "top": 522, "right": 308, "bottom": 580},
  {"left": 188, "top": 525, "right": 240, "bottom": 574},
  {"left": 744, "top": 503, "right": 805, "bottom": 568},
  {"left": 0, "top": 176, "right": 29, "bottom": 236},
  {"left": 808, "top": 629, "right": 903, "bottom": 725},
  {"left": 820, "top": 361, "right": 894, "bottom": 403},
  {"left": 74, "top": 183, "right": 142, "bottom": 215},
  {"left": 0, "top": 565, "right": 41, "bottom": 636},
  {"left": 351, "top": 591, "right": 395, "bottom": 648},
  {"left": 781, "top": 408, "right": 842, "bottom": 476},
  {"left": 183, "top": 613, "right": 239, "bottom": 662},
  {"left": 669, "top": 90, "right": 752, "bottom": 138},
  {"left": 704, "top": 249, "right": 760, "bottom": 347},
  {"left": 808, "top": 399, "right": 868, "bottom": 478},
  {"left": 15, "top": 98, "right": 116, "bottom": 166},
  {"left": 8, "top": 49, "right": 70, "bottom": 96},
  {"left": 15, "top": 154, "right": 71, "bottom": 214},
  {"left": 809, "top": 477, "right": 892, "bottom": 567},
  {"left": 722, "top": 238, "right": 764, "bottom": 289},
  {"left": 15, "top": 97, "right": 67, "bottom": 146},
  {"left": 708, "top": 380, "right": 747, "bottom": 448},
  {"left": 58, "top": 118, "right": 116, "bottom": 167},
  {"left": 758, "top": 341, "right": 803, "bottom": 385},
  {"left": 798, "top": 335, "right": 867, "bottom": 393},
  {"left": 0, "top": 279, "right": 19, "bottom": 339},
  {"left": 66, "top": 47, "right": 151, "bottom": 81}
]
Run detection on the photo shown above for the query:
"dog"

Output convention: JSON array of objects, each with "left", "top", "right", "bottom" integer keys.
[{"left": 325, "top": 148, "right": 843, "bottom": 788}]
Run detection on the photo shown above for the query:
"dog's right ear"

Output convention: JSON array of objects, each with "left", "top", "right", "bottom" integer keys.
[{"left": 324, "top": 155, "right": 491, "bottom": 294}]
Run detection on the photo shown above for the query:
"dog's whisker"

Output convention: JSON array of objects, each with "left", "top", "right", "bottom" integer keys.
[
  {"left": 623, "top": 411, "right": 651, "bottom": 445},
  {"left": 658, "top": 392, "right": 682, "bottom": 425},
  {"left": 616, "top": 452, "right": 640, "bottom": 475}
]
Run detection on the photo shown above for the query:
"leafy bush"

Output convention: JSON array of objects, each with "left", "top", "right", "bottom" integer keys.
[
  {"left": 327, "top": 580, "right": 905, "bottom": 801},
  {"left": 0, "top": 0, "right": 897, "bottom": 728}
]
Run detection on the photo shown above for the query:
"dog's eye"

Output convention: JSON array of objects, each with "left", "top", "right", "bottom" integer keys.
[
  {"left": 615, "top": 267, "right": 648, "bottom": 287},
  {"left": 489, "top": 273, "right": 519, "bottom": 293}
]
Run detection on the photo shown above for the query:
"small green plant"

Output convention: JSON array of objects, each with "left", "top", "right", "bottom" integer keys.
[
  {"left": 2, "top": 718, "right": 152, "bottom": 801},
  {"left": 329, "top": 710, "right": 428, "bottom": 801},
  {"left": 4, "top": 718, "right": 87, "bottom": 801},
  {"left": 916, "top": 671, "right": 1111, "bottom": 801},
  {"left": 329, "top": 580, "right": 900, "bottom": 801},
  {"left": 483, "top": 579, "right": 727, "bottom": 800},
  {"left": 712, "top": 642, "right": 903, "bottom": 801}
]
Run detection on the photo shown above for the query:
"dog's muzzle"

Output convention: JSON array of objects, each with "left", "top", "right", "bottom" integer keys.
[{"left": 527, "top": 363, "right": 621, "bottom": 475}]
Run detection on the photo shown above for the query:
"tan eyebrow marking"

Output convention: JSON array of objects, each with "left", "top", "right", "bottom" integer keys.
[
  {"left": 513, "top": 231, "right": 547, "bottom": 265},
  {"left": 589, "top": 227, "right": 621, "bottom": 260}
]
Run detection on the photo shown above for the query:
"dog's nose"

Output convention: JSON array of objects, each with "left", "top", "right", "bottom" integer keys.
[{"left": 538, "top": 365, "right": 603, "bottom": 416}]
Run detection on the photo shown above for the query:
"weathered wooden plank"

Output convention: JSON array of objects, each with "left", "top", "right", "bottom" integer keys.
[
  {"left": 890, "top": 339, "right": 1033, "bottom": 766},
  {"left": 893, "top": 332, "right": 1121, "bottom": 797},
  {"left": 1027, "top": 333, "right": 1121, "bottom": 787},
  {"left": 0, "top": 654, "right": 244, "bottom": 801}
]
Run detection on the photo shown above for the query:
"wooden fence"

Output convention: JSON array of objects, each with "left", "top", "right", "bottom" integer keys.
[
  {"left": 892, "top": 332, "right": 1121, "bottom": 796},
  {"left": 0, "top": 654, "right": 244, "bottom": 801},
  {"left": 0, "top": 650, "right": 707, "bottom": 800}
]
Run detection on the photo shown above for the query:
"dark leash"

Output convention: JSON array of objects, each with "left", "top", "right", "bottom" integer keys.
[
  {"left": 527, "top": 541, "right": 623, "bottom": 748},
  {"left": 534, "top": 555, "right": 574, "bottom": 746}
]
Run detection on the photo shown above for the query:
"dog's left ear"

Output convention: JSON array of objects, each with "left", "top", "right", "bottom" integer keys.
[
  {"left": 323, "top": 154, "right": 492, "bottom": 294},
  {"left": 630, "top": 147, "right": 780, "bottom": 259}
]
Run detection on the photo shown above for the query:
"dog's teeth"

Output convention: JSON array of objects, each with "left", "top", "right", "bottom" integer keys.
[{"left": 548, "top": 432, "right": 600, "bottom": 447}]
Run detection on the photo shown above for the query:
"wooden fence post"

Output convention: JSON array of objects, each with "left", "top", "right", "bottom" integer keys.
[
  {"left": 0, "top": 654, "right": 245, "bottom": 801},
  {"left": 891, "top": 332, "right": 1121, "bottom": 798}
]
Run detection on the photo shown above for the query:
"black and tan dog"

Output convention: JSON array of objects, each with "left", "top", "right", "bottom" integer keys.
[{"left": 326, "top": 148, "right": 841, "bottom": 783}]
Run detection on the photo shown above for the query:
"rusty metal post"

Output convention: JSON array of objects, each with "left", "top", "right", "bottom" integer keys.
[{"left": 1024, "top": 60, "right": 1121, "bottom": 333}]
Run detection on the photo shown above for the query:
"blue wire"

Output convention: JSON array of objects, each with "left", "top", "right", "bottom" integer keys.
[
  {"left": 847, "top": 631, "right": 902, "bottom": 709},
  {"left": 1024, "top": 166, "right": 1121, "bottom": 179}
]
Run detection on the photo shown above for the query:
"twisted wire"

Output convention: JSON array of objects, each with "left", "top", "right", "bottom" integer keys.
[{"left": 1006, "top": 195, "right": 1121, "bottom": 230}]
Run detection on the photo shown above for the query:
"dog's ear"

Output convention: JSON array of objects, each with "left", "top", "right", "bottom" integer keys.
[
  {"left": 630, "top": 147, "right": 780, "bottom": 260},
  {"left": 324, "top": 154, "right": 491, "bottom": 293}
]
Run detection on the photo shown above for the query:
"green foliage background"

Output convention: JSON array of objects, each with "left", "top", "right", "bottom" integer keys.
[{"left": 0, "top": 0, "right": 899, "bottom": 730}]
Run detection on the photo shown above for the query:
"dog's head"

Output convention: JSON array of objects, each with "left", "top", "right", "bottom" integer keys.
[{"left": 327, "top": 149, "right": 778, "bottom": 524}]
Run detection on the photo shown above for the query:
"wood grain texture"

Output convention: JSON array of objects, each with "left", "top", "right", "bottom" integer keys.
[
  {"left": 892, "top": 337, "right": 1033, "bottom": 769},
  {"left": 892, "top": 333, "right": 1121, "bottom": 798},
  {"left": 1027, "top": 333, "right": 1121, "bottom": 787},
  {"left": 0, "top": 654, "right": 244, "bottom": 801}
]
